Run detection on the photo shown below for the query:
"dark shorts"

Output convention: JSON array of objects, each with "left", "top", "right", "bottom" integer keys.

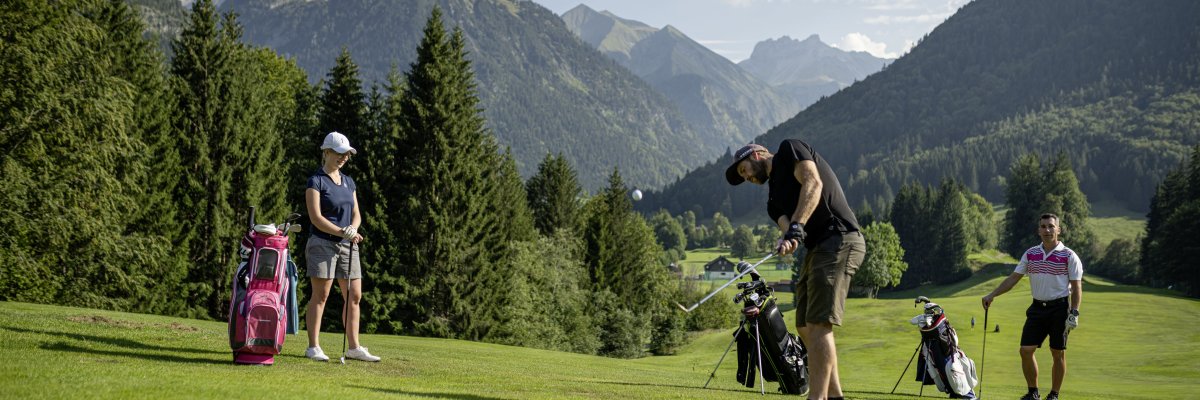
[
  {"left": 1021, "top": 296, "right": 1069, "bottom": 350},
  {"left": 795, "top": 231, "right": 865, "bottom": 326}
]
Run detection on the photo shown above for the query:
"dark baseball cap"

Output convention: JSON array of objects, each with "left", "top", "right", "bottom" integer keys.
[{"left": 725, "top": 143, "right": 768, "bottom": 185}]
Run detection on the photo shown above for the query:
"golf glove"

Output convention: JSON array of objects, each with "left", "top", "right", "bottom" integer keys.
[
  {"left": 1066, "top": 313, "right": 1078, "bottom": 330},
  {"left": 341, "top": 225, "right": 357, "bottom": 240},
  {"left": 784, "top": 222, "right": 806, "bottom": 242}
]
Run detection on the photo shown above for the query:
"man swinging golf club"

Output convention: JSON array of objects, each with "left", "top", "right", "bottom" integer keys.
[
  {"left": 982, "top": 213, "right": 1083, "bottom": 400},
  {"left": 727, "top": 141, "right": 864, "bottom": 400}
]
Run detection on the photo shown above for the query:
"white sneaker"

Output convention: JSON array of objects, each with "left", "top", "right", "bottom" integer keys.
[
  {"left": 344, "top": 346, "right": 381, "bottom": 362},
  {"left": 305, "top": 346, "right": 329, "bottom": 362}
]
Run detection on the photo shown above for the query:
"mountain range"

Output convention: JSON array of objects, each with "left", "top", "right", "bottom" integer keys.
[
  {"left": 214, "top": 0, "right": 707, "bottom": 190},
  {"left": 643, "top": 0, "right": 1200, "bottom": 221},
  {"left": 739, "top": 34, "right": 889, "bottom": 108},
  {"left": 561, "top": 4, "right": 887, "bottom": 150},
  {"left": 560, "top": 5, "right": 794, "bottom": 148},
  {"left": 135, "top": 0, "right": 890, "bottom": 192}
]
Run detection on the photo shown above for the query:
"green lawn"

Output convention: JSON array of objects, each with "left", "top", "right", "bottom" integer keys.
[
  {"left": 4, "top": 270, "right": 1198, "bottom": 399},
  {"left": 679, "top": 247, "right": 795, "bottom": 283}
]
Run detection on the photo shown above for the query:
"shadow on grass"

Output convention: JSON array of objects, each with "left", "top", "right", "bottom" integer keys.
[
  {"left": 40, "top": 341, "right": 228, "bottom": 365},
  {"left": 1081, "top": 278, "right": 1199, "bottom": 300},
  {"left": 349, "top": 385, "right": 505, "bottom": 400},
  {"left": 1, "top": 326, "right": 226, "bottom": 355},
  {"left": 578, "top": 379, "right": 755, "bottom": 395},
  {"left": 849, "top": 389, "right": 937, "bottom": 399}
]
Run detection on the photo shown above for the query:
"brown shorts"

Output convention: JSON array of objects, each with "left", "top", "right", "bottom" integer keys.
[{"left": 795, "top": 231, "right": 865, "bottom": 326}]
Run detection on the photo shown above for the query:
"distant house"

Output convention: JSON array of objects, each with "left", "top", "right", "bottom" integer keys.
[{"left": 705, "top": 256, "right": 737, "bottom": 280}]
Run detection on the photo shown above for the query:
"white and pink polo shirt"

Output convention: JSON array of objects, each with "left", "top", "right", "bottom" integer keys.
[{"left": 1014, "top": 242, "right": 1084, "bottom": 301}]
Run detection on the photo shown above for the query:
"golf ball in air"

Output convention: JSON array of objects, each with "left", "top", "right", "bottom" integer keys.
[{"left": 631, "top": 189, "right": 643, "bottom": 201}]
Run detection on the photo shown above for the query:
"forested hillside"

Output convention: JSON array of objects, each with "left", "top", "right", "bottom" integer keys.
[
  {"left": 645, "top": 0, "right": 1200, "bottom": 221},
  {"left": 218, "top": 0, "right": 703, "bottom": 190}
]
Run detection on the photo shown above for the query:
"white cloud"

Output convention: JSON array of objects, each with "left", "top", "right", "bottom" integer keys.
[
  {"left": 719, "top": 0, "right": 793, "bottom": 7},
  {"left": 835, "top": 32, "right": 897, "bottom": 59},
  {"left": 863, "top": 0, "right": 920, "bottom": 11},
  {"left": 720, "top": 0, "right": 754, "bottom": 6},
  {"left": 864, "top": 12, "right": 953, "bottom": 25}
]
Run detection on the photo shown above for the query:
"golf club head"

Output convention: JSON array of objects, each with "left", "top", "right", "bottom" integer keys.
[
  {"left": 286, "top": 212, "right": 302, "bottom": 222},
  {"left": 288, "top": 224, "right": 302, "bottom": 233},
  {"left": 914, "top": 296, "right": 931, "bottom": 307},
  {"left": 339, "top": 357, "right": 346, "bottom": 364}
]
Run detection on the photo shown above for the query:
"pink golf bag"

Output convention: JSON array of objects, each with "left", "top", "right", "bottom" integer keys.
[{"left": 228, "top": 208, "right": 300, "bottom": 365}]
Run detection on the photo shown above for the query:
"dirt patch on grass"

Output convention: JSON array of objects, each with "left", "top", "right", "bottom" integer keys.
[
  {"left": 69, "top": 315, "right": 202, "bottom": 332},
  {"left": 68, "top": 315, "right": 146, "bottom": 329}
]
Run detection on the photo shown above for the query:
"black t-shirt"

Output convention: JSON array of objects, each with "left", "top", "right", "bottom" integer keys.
[{"left": 767, "top": 139, "right": 860, "bottom": 248}]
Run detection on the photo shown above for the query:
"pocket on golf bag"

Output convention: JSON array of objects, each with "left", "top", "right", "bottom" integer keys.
[
  {"left": 235, "top": 290, "right": 286, "bottom": 355},
  {"left": 778, "top": 334, "right": 809, "bottom": 395}
]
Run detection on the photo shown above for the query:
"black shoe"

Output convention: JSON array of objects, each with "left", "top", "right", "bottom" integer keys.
[
  {"left": 1020, "top": 393, "right": 1041, "bottom": 400},
  {"left": 1045, "top": 393, "right": 1059, "bottom": 400}
]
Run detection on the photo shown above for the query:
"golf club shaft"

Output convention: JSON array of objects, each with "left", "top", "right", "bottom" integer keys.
[
  {"left": 342, "top": 241, "right": 352, "bottom": 361},
  {"left": 679, "top": 253, "right": 775, "bottom": 312},
  {"left": 980, "top": 307, "right": 987, "bottom": 398}
]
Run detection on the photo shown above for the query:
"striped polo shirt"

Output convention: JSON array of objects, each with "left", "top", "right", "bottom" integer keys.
[{"left": 1014, "top": 242, "right": 1084, "bottom": 301}]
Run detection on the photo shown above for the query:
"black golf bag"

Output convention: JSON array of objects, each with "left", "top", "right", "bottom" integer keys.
[
  {"left": 733, "top": 279, "right": 809, "bottom": 395},
  {"left": 911, "top": 303, "right": 978, "bottom": 399}
]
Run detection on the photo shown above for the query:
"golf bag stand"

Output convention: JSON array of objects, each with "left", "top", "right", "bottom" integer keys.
[
  {"left": 908, "top": 297, "right": 978, "bottom": 399},
  {"left": 703, "top": 266, "right": 809, "bottom": 396}
]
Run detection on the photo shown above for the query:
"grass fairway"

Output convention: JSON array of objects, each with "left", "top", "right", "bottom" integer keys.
[{"left": 3, "top": 275, "right": 1198, "bottom": 399}]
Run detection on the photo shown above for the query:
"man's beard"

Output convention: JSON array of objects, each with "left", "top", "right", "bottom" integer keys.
[{"left": 754, "top": 166, "right": 769, "bottom": 183}]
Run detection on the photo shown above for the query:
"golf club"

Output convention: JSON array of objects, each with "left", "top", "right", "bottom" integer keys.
[
  {"left": 980, "top": 306, "right": 988, "bottom": 398},
  {"left": 339, "top": 241, "right": 354, "bottom": 365},
  {"left": 675, "top": 252, "right": 775, "bottom": 313}
]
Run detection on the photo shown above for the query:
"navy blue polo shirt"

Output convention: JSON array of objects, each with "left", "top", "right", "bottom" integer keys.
[{"left": 307, "top": 168, "right": 357, "bottom": 242}]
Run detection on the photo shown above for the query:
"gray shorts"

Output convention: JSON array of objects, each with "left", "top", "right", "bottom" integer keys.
[{"left": 305, "top": 235, "right": 361, "bottom": 279}]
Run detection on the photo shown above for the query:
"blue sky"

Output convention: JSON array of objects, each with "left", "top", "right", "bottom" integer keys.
[{"left": 532, "top": 0, "right": 970, "bottom": 62}]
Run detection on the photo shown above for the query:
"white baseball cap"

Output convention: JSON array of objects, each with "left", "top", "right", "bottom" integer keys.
[{"left": 320, "top": 131, "right": 357, "bottom": 154}]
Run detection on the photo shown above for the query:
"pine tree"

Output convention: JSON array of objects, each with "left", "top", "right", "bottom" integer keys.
[
  {"left": 1003, "top": 154, "right": 1044, "bottom": 256},
  {"left": 1142, "top": 168, "right": 1187, "bottom": 286},
  {"left": 526, "top": 153, "right": 583, "bottom": 236},
  {"left": 170, "top": 0, "right": 295, "bottom": 318},
  {"left": 890, "top": 183, "right": 931, "bottom": 288},
  {"left": 581, "top": 169, "right": 667, "bottom": 357},
  {"left": 96, "top": 0, "right": 189, "bottom": 315},
  {"left": 316, "top": 47, "right": 368, "bottom": 176},
  {"left": 1041, "top": 152, "right": 1096, "bottom": 260},
  {"left": 358, "top": 68, "right": 406, "bottom": 333},
  {"left": 1141, "top": 146, "right": 1200, "bottom": 295},
  {"left": 932, "top": 180, "right": 971, "bottom": 283},
  {"left": 0, "top": 0, "right": 174, "bottom": 311},
  {"left": 385, "top": 7, "right": 528, "bottom": 339}
]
